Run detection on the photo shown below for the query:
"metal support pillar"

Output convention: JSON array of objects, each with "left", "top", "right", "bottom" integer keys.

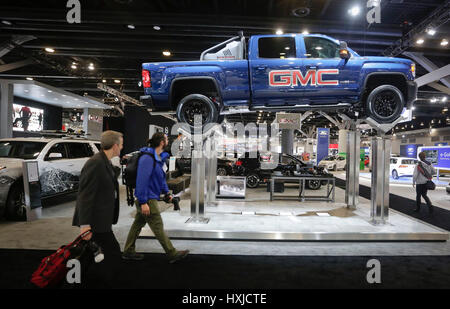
[
  {"left": 345, "top": 129, "right": 360, "bottom": 209},
  {"left": 370, "top": 137, "right": 391, "bottom": 224},
  {"left": 0, "top": 82, "right": 13, "bottom": 139},
  {"left": 281, "top": 129, "right": 294, "bottom": 155},
  {"left": 186, "top": 114, "right": 210, "bottom": 224},
  {"left": 205, "top": 136, "right": 217, "bottom": 207}
]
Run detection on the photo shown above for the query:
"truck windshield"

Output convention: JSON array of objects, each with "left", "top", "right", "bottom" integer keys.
[{"left": 0, "top": 141, "right": 46, "bottom": 159}]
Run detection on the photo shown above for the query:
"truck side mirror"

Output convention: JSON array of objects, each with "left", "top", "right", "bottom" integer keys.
[{"left": 339, "top": 41, "right": 350, "bottom": 60}]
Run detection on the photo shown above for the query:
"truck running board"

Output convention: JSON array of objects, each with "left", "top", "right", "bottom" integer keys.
[{"left": 253, "top": 103, "right": 352, "bottom": 112}]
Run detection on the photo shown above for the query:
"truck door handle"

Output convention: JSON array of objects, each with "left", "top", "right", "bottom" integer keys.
[
  {"left": 306, "top": 66, "right": 317, "bottom": 69},
  {"left": 257, "top": 66, "right": 267, "bottom": 70}
]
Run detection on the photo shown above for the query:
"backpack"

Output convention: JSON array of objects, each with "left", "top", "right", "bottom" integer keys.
[
  {"left": 124, "top": 152, "right": 156, "bottom": 189},
  {"left": 30, "top": 230, "right": 91, "bottom": 288},
  {"left": 124, "top": 151, "right": 156, "bottom": 206}
]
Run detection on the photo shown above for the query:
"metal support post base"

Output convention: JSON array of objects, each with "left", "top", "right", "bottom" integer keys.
[
  {"left": 345, "top": 129, "right": 360, "bottom": 209},
  {"left": 185, "top": 216, "right": 210, "bottom": 224},
  {"left": 370, "top": 137, "right": 390, "bottom": 225}
]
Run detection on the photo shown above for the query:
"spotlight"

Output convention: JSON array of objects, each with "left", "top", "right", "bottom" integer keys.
[
  {"left": 441, "top": 39, "right": 449, "bottom": 46},
  {"left": 102, "top": 79, "right": 106, "bottom": 83},
  {"left": 442, "top": 97, "right": 447, "bottom": 102},
  {"left": 162, "top": 51, "right": 171, "bottom": 56},
  {"left": 430, "top": 98, "right": 437, "bottom": 103},
  {"left": 114, "top": 79, "right": 121, "bottom": 84},
  {"left": 348, "top": 6, "right": 361, "bottom": 16},
  {"left": 26, "top": 77, "right": 33, "bottom": 81},
  {"left": 153, "top": 25, "right": 161, "bottom": 31},
  {"left": 71, "top": 65, "right": 77, "bottom": 69},
  {"left": 127, "top": 24, "right": 135, "bottom": 29},
  {"left": 276, "top": 29, "right": 284, "bottom": 35},
  {"left": 1, "top": 20, "right": 12, "bottom": 26},
  {"left": 426, "top": 27, "right": 436, "bottom": 36},
  {"left": 45, "top": 47, "right": 55, "bottom": 53},
  {"left": 416, "top": 38, "right": 424, "bottom": 44},
  {"left": 302, "top": 30, "right": 309, "bottom": 35}
]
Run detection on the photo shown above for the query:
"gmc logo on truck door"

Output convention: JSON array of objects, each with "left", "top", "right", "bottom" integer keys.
[{"left": 269, "top": 69, "right": 339, "bottom": 87}]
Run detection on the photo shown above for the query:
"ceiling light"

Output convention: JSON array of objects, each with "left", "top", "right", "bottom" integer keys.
[
  {"left": 71, "top": 65, "right": 77, "bottom": 69},
  {"left": 302, "top": 30, "right": 309, "bottom": 35},
  {"left": 114, "top": 79, "right": 121, "bottom": 84},
  {"left": 88, "top": 65, "right": 95, "bottom": 71},
  {"left": 26, "top": 77, "right": 33, "bottom": 81},
  {"left": 430, "top": 98, "right": 437, "bottom": 103},
  {"left": 162, "top": 51, "right": 171, "bottom": 56},
  {"left": 102, "top": 79, "right": 106, "bottom": 83},
  {"left": 276, "top": 29, "right": 284, "bottom": 35},
  {"left": 348, "top": 6, "right": 361, "bottom": 16},
  {"left": 153, "top": 25, "right": 161, "bottom": 31},
  {"left": 127, "top": 24, "right": 135, "bottom": 29},
  {"left": 442, "top": 97, "right": 447, "bottom": 102},
  {"left": 426, "top": 28, "right": 436, "bottom": 36},
  {"left": 441, "top": 39, "right": 448, "bottom": 46},
  {"left": 45, "top": 47, "right": 55, "bottom": 53},
  {"left": 416, "top": 38, "right": 424, "bottom": 44},
  {"left": 1, "top": 20, "right": 12, "bottom": 26}
]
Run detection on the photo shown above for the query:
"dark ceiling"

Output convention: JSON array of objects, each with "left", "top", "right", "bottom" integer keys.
[{"left": 0, "top": 0, "right": 449, "bottom": 136}]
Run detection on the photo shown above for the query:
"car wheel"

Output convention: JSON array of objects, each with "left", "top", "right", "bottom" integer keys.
[
  {"left": 392, "top": 170, "right": 399, "bottom": 180},
  {"left": 246, "top": 173, "right": 260, "bottom": 188},
  {"left": 366, "top": 85, "right": 404, "bottom": 123},
  {"left": 307, "top": 179, "right": 321, "bottom": 190},
  {"left": 6, "top": 183, "right": 26, "bottom": 221},
  {"left": 217, "top": 167, "right": 227, "bottom": 176},
  {"left": 176, "top": 94, "right": 218, "bottom": 130}
]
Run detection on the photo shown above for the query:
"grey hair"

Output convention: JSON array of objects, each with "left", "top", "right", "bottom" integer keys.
[{"left": 101, "top": 130, "right": 123, "bottom": 150}]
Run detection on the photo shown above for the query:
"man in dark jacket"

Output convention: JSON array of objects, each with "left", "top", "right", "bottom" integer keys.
[
  {"left": 72, "top": 130, "right": 123, "bottom": 287},
  {"left": 122, "top": 132, "right": 189, "bottom": 263}
]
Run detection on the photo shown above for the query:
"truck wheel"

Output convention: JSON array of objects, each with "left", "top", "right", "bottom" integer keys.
[
  {"left": 176, "top": 94, "right": 218, "bottom": 128},
  {"left": 6, "top": 183, "right": 26, "bottom": 221},
  {"left": 306, "top": 179, "right": 321, "bottom": 190},
  {"left": 217, "top": 167, "right": 227, "bottom": 176},
  {"left": 366, "top": 85, "right": 404, "bottom": 123},
  {"left": 246, "top": 174, "right": 260, "bottom": 188}
]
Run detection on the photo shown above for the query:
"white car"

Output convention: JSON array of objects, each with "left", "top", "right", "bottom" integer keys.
[
  {"left": 318, "top": 155, "right": 346, "bottom": 171},
  {"left": 389, "top": 157, "right": 418, "bottom": 179},
  {"left": 0, "top": 137, "right": 106, "bottom": 220}
]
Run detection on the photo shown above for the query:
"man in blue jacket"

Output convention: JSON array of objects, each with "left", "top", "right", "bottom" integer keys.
[{"left": 122, "top": 132, "right": 189, "bottom": 263}]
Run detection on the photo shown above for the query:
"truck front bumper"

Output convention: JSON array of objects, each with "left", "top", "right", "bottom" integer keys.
[{"left": 406, "top": 81, "right": 418, "bottom": 109}]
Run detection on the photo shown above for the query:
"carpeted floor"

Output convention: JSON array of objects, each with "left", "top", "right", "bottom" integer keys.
[
  {"left": 1, "top": 249, "right": 449, "bottom": 289},
  {"left": 335, "top": 179, "right": 450, "bottom": 231}
]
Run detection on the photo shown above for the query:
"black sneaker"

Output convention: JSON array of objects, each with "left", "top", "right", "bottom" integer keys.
[
  {"left": 122, "top": 252, "right": 145, "bottom": 261},
  {"left": 169, "top": 250, "right": 189, "bottom": 264}
]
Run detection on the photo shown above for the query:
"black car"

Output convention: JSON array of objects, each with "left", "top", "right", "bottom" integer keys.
[
  {"left": 233, "top": 152, "right": 332, "bottom": 189},
  {"left": 176, "top": 157, "right": 234, "bottom": 176}
]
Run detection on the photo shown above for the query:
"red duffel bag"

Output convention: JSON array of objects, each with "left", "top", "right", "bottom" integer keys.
[{"left": 30, "top": 230, "right": 91, "bottom": 288}]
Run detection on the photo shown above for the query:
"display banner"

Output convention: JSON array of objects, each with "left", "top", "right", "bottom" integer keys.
[
  {"left": 316, "top": 128, "right": 329, "bottom": 166},
  {"left": 400, "top": 144, "right": 421, "bottom": 158},
  {"left": 418, "top": 146, "right": 450, "bottom": 170}
]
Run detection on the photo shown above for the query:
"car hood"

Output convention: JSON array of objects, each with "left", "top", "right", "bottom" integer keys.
[{"left": 0, "top": 158, "right": 24, "bottom": 178}]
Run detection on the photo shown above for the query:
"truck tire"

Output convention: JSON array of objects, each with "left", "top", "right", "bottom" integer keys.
[
  {"left": 306, "top": 179, "right": 321, "bottom": 190},
  {"left": 217, "top": 167, "right": 227, "bottom": 176},
  {"left": 246, "top": 173, "right": 260, "bottom": 188},
  {"left": 366, "top": 85, "right": 404, "bottom": 123},
  {"left": 5, "top": 183, "right": 26, "bottom": 221},
  {"left": 176, "top": 94, "right": 218, "bottom": 128}
]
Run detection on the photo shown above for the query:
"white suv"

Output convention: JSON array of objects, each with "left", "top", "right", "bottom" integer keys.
[
  {"left": 0, "top": 137, "right": 102, "bottom": 220},
  {"left": 318, "top": 155, "right": 346, "bottom": 171},
  {"left": 390, "top": 157, "right": 418, "bottom": 179}
]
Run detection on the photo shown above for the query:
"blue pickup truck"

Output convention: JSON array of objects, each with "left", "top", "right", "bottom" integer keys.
[{"left": 141, "top": 33, "right": 417, "bottom": 128}]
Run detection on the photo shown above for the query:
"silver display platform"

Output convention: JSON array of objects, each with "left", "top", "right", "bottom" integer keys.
[{"left": 138, "top": 200, "right": 449, "bottom": 242}]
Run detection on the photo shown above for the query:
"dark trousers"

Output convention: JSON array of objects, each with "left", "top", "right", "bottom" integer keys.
[
  {"left": 416, "top": 184, "right": 432, "bottom": 209},
  {"left": 79, "top": 231, "right": 122, "bottom": 288}
]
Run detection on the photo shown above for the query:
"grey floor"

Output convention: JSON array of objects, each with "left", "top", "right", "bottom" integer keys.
[{"left": 0, "top": 178, "right": 449, "bottom": 256}]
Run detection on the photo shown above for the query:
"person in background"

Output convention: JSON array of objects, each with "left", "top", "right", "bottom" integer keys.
[
  {"left": 72, "top": 130, "right": 123, "bottom": 287},
  {"left": 413, "top": 151, "right": 436, "bottom": 214},
  {"left": 122, "top": 132, "right": 189, "bottom": 262}
]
